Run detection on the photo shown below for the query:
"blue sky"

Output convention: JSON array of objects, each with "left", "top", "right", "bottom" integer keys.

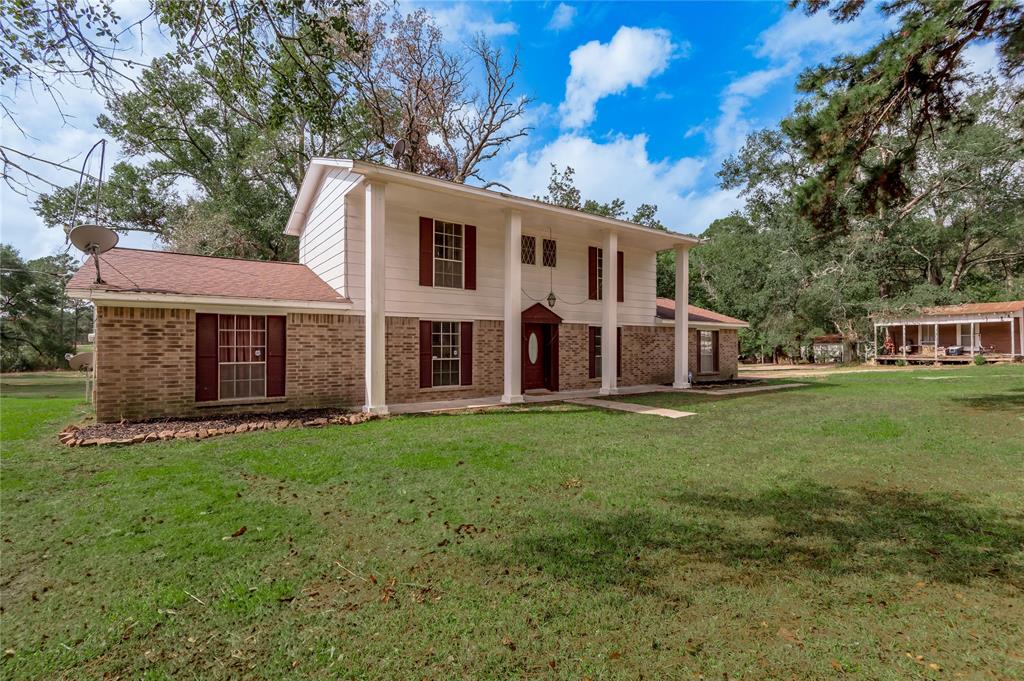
[{"left": 0, "top": 1, "right": 999, "bottom": 260}]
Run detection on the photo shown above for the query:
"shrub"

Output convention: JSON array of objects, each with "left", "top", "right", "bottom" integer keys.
[
  {"left": 974, "top": 354, "right": 988, "bottom": 366},
  {"left": 895, "top": 359, "right": 908, "bottom": 367}
]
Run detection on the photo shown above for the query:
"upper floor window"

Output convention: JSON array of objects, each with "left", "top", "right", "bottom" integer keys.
[
  {"left": 433, "top": 221, "right": 463, "bottom": 288},
  {"left": 521, "top": 235, "right": 536, "bottom": 265},
  {"left": 595, "top": 247, "right": 604, "bottom": 301},
  {"left": 542, "top": 238, "right": 557, "bottom": 267}
]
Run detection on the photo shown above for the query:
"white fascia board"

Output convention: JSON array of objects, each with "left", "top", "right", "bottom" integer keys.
[
  {"left": 655, "top": 318, "right": 749, "bottom": 330},
  {"left": 67, "top": 289, "right": 354, "bottom": 313},
  {"left": 875, "top": 314, "right": 1017, "bottom": 326},
  {"left": 284, "top": 160, "right": 366, "bottom": 237},
  {"left": 301, "top": 158, "right": 701, "bottom": 248}
]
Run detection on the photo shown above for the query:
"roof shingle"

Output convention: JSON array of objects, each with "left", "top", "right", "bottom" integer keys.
[
  {"left": 67, "top": 248, "right": 349, "bottom": 305},
  {"left": 655, "top": 298, "right": 748, "bottom": 326}
]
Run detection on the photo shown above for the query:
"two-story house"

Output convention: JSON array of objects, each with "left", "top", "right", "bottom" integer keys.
[{"left": 68, "top": 159, "right": 747, "bottom": 423}]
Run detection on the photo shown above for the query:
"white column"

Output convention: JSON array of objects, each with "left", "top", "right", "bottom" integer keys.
[
  {"left": 673, "top": 245, "right": 690, "bottom": 387},
  {"left": 501, "top": 210, "right": 523, "bottom": 403},
  {"left": 363, "top": 181, "right": 388, "bottom": 414},
  {"left": 1010, "top": 318, "right": 1016, "bottom": 359},
  {"left": 901, "top": 324, "right": 906, "bottom": 358},
  {"left": 872, "top": 323, "right": 878, "bottom": 363},
  {"left": 934, "top": 322, "right": 939, "bottom": 361},
  {"left": 970, "top": 323, "right": 976, "bottom": 356},
  {"left": 600, "top": 230, "right": 618, "bottom": 395}
]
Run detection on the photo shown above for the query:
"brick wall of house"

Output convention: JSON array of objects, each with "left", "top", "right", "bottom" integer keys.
[
  {"left": 557, "top": 323, "right": 601, "bottom": 391},
  {"left": 386, "top": 317, "right": 504, "bottom": 403},
  {"left": 94, "top": 307, "right": 366, "bottom": 422},
  {"left": 94, "top": 306, "right": 196, "bottom": 422},
  {"left": 621, "top": 325, "right": 675, "bottom": 385}
]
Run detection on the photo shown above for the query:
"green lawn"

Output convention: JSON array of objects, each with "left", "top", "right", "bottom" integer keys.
[{"left": 1, "top": 368, "right": 1022, "bottom": 679}]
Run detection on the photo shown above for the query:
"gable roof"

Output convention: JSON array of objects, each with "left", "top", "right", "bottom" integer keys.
[
  {"left": 285, "top": 158, "right": 701, "bottom": 250},
  {"left": 655, "top": 298, "right": 749, "bottom": 327},
  {"left": 871, "top": 300, "right": 1024, "bottom": 321},
  {"left": 66, "top": 248, "right": 350, "bottom": 306}
]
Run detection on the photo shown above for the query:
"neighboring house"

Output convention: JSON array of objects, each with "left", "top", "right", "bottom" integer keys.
[
  {"left": 872, "top": 301, "right": 1024, "bottom": 364},
  {"left": 68, "top": 159, "right": 748, "bottom": 423}
]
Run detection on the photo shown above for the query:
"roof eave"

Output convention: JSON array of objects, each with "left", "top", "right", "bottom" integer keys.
[
  {"left": 67, "top": 288, "right": 353, "bottom": 312},
  {"left": 291, "top": 158, "right": 701, "bottom": 247}
]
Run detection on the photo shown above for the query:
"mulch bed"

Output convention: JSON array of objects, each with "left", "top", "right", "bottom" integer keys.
[
  {"left": 59, "top": 407, "right": 379, "bottom": 448},
  {"left": 688, "top": 379, "right": 765, "bottom": 390}
]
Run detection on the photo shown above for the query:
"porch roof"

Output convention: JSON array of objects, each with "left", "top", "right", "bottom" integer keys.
[
  {"left": 872, "top": 300, "right": 1024, "bottom": 326},
  {"left": 655, "top": 298, "right": 749, "bottom": 328}
]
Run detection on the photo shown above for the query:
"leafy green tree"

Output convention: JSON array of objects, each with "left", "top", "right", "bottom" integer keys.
[
  {"left": 786, "top": 0, "right": 1023, "bottom": 229},
  {"left": 1, "top": 245, "right": 92, "bottom": 371}
]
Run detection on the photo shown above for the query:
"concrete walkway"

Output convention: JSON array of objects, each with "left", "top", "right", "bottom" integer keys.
[{"left": 565, "top": 397, "right": 695, "bottom": 419}]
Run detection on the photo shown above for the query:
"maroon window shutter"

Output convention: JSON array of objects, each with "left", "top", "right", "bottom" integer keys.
[
  {"left": 713, "top": 330, "right": 720, "bottom": 373},
  {"left": 617, "top": 251, "right": 624, "bottom": 302},
  {"left": 464, "top": 225, "right": 477, "bottom": 290},
  {"left": 617, "top": 326, "right": 622, "bottom": 377},
  {"left": 419, "top": 320, "right": 433, "bottom": 388},
  {"left": 588, "top": 326, "right": 597, "bottom": 379},
  {"left": 460, "top": 321, "right": 473, "bottom": 385},
  {"left": 588, "top": 247, "right": 598, "bottom": 300},
  {"left": 266, "top": 315, "right": 286, "bottom": 397},
  {"left": 195, "top": 313, "right": 218, "bottom": 402},
  {"left": 419, "top": 217, "right": 433, "bottom": 287}
]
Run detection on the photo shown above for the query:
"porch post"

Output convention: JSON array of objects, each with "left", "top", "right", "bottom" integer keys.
[
  {"left": 600, "top": 230, "right": 619, "bottom": 395},
  {"left": 934, "top": 322, "right": 939, "bottom": 362},
  {"left": 501, "top": 210, "right": 523, "bottom": 404},
  {"left": 873, "top": 323, "right": 878, "bottom": 363},
  {"left": 674, "top": 245, "right": 690, "bottom": 388},
  {"left": 363, "top": 180, "right": 388, "bottom": 414},
  {"left": 970, "top": 323, "right": 976, "bottom": 356},
  {"left": 901, "top": 324, "right": 906, "bottom": 359},
  {"left": 1010, "top": 318, "right": 1016, "bottom": 359}
]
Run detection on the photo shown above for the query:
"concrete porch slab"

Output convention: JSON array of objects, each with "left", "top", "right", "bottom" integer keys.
[{"left": 565, "top": 397, "right": 695, "bottom": 419}]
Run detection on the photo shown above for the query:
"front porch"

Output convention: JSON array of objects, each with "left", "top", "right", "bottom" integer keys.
[{"left": 873, "top": 311, "right": 1023, "bottom": 365}]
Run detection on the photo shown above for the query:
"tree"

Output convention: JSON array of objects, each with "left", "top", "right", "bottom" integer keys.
[
  {"left": 1, "top": 0, "right": 360, "bottom": 196},
  {"left": 32, "top": 1, "right": 531, "bottom": 259},
  {"left": 785, "top": 0, "right": 1024, "bottom": 229},
  {"left": 344, "top": 3, "right": 531, "bottom": 187},
  {"left": 0, "top": 245, "right": 92, "bottom": 371}
]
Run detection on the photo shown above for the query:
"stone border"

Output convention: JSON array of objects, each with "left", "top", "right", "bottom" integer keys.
[{"left": 58, "top": 411, "right": 380, "bottom": 448}]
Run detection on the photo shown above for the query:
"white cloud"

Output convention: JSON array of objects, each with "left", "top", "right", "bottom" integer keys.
[
  {"left": 547, "top": 3, "right": 576, "bottom": 32},
  {"left": 712, "top": 62, "right": 795, "bottom": 159},
  {"left": 754, "top": 7, "right": 891, "bottom": 63},
  {"left": 559, "top": 26, "right": 680, "bottom": 129},
  {"left": 428, "top": 3, "right": 517, "bottom": 38},
  {"left": 497, "top": 133, "right": 740, "bottom": 233},
  {"left": 964, "top": 41, "right": 1000, "bottom": 76}
]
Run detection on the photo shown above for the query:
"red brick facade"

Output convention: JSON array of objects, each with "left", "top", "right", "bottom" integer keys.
[{"left": 93, "top": 306, "right": 740, "bottom": 422}]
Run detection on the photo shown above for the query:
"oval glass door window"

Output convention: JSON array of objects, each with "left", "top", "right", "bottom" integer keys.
[{"left": 528, "top": 332, "right": 539, "bottom": 364}]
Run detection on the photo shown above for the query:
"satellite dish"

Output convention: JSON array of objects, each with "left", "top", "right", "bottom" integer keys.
[
  {"left": 68, "top": 351, "right": 93, "bottom": 371},
  {"left": 392, "top": 138, "right": 408, "bottom": 164},
  {"left": 69, "top": 223, "right": 118, "bottom": 284}
]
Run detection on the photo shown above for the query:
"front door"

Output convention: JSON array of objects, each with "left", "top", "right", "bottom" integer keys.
[{"left": 523, "top": 323, "right": 546, "bottom": 390}]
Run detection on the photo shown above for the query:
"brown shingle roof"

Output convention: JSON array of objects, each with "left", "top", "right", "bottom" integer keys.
[
  {"left": 67, "top": 248, "right": 349, "bottom": 305},
  {"left": 655, "top": 298, "right": 748, "bottom": 326},
  {"left": 920, "top": 300, "right": 1024, "bottom": 315}
]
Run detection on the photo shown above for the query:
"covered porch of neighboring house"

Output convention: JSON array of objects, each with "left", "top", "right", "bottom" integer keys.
[{"left": 872, "top": 301, "right": 1024, "bottom": 365}]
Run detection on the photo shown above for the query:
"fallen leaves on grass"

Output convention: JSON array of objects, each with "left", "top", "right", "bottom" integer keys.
[
  {"left": 777, "top": 626, "right": 803, "bottom": 648},
  {"left": 560, "top": 477, "right": 583, "bottom": 489},
  {"left": 501, "top": 636, "right": 516, "bottom": 651}
]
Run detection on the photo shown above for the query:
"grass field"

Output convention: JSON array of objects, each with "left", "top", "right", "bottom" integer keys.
[{"left": 1, "top": 368, "right": 1022, "bottom": 679}]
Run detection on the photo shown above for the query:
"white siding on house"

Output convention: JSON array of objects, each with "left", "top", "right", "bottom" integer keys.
[
  {"left": 300, "top": 180, "right": 663, "bottom": 325},
  {"left": 298, "top": 168, "right": 361, "bottom": 298}
]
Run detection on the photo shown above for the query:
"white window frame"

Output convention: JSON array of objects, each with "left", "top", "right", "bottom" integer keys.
[
  {"left": 699, "top": 330, "right": 716, "bottom": 374},
  {"left": 432, "top": 220, "right": 465, "bottom": 289},
  {"left": 218, "top": 314, "right": 267, "bottom": 400},
  {"left": 596, "top": 247, "right": 604, "bottom": 301},
  {"left": 431, "top": 321, "right": 461, "bottom": 387},
  {"left": 958, "top": 323, "right": 975, "bottom": 349},
  {"left": 920, "top": 324, "right": 935, "bottom": 344}
]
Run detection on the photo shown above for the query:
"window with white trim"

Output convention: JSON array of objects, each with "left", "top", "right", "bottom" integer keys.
[
  {"left": 596, "top": 247, "right": 604, "bottom": 301},
  {"left": 433, "top": 221, "right": 464, "bottom": 288},
  {"left": 218, "top": 315, "right": 266, "bottom": 399},
  {"left": 959, "top": 323, "right": 975, "bottom": 348},
  {"left": 699, "top": 330, "right": 716, "bottom": 374},
  {"left": 921, "top": 325, "right": 935, "bottom": 344},
  {"left": 431, "top": 321, "right": 461, "bottom": 387}
]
